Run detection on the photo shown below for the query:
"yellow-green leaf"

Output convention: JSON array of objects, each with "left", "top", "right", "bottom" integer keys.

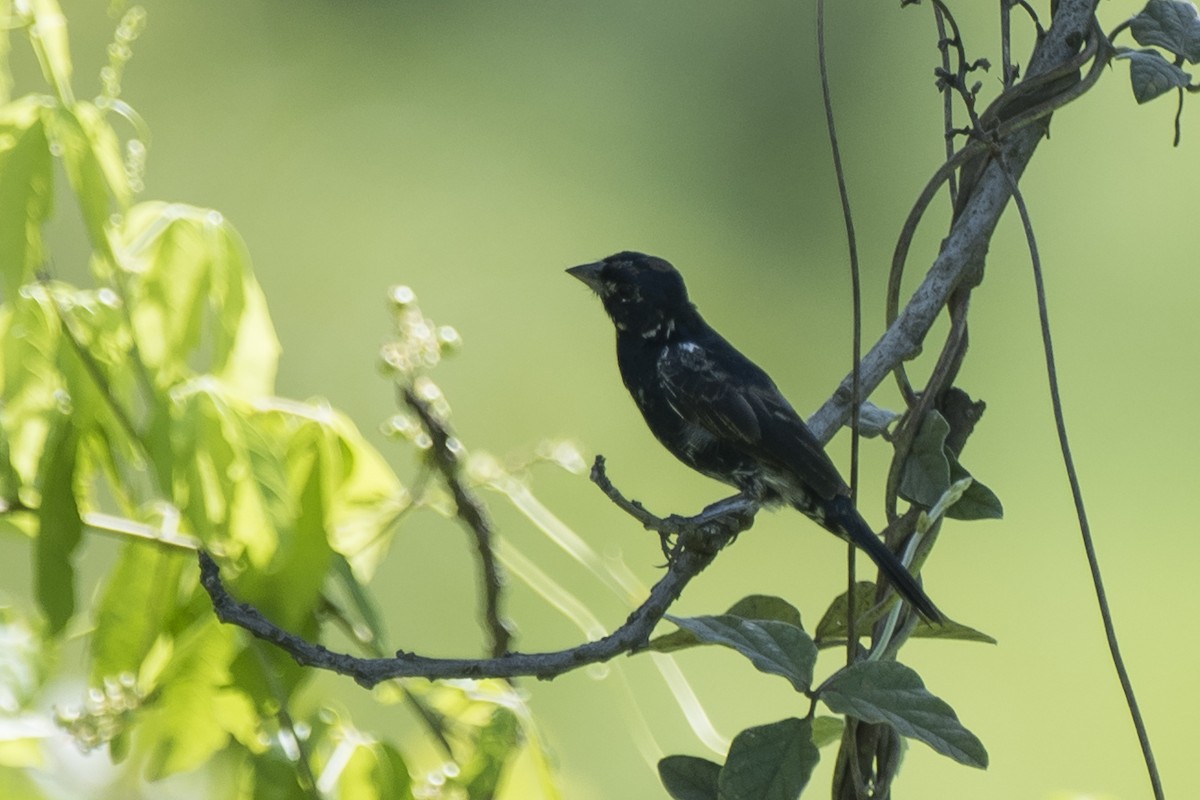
[
  {"left": 90, "top": 540, "right": 189, "bottom": 682},
  {"left": 24, "top": 0, "right": 74, "bottom": 103},
  {"left": 34, "top": 417, "right": 81, "bottom": 635},
  {"left": 48, "top": 102, "right": 128, "bottom": 264},
  {"left": 0, "top": 96, "right": 54, "bottom": 298},
  {"left": 114, "top": 202, "right": 280, "bottom": 392}
]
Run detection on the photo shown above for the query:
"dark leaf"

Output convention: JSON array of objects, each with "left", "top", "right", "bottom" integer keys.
[
  {"left": 898, "top": 411, "right": 951, "bottom": 507},
  {"left": 945, "top": 456, "right": 1003, "bottom": 520},
  {"left": 820, "top": 661, "right": 988, "bottom": 768},
  {"left": 816, "top": 582, "right": 995, "bottom": 644},
  {"left": 1131, "top": 0, "right": 1200, "bottom": 62},
  {"left": 718, "top": 718, "right": 819, "bottom": 800},
  {"left": 1118, "top": 49, "right": 1193, "bottom": 103},
  {"left": 664, "top": 614, "right": 817, "bottom": 691},
  {"left": 658, "top": 755, "right": 721, "bottom": 800},
  {"left": 724, "top": 594, "right": 804, "bottom": 628},
  {"left": 814, "top": 582, "right": 889, "bottom": 648},
  {"left": 650, "top": 595, "right": 802, "bottom": 652},
  {"left": 945, "top": 478, "right": 1003, "bottom": 520},
  {"left": 912, "top": 618, "right": 998, "bottom": 644}
]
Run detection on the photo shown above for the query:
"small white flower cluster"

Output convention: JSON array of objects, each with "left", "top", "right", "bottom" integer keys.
[{"left": 55, "top": 673, "right": 143, "bottom": 753}]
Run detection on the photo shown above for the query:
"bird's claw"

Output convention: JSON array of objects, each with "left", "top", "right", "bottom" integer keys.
[{"left": 657, "top": 514, "right": 691, "bottom": 564}]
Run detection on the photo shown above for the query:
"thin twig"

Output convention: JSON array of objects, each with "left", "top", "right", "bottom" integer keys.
[
  {"left": 1002, "top": 0, "right": 1015, "bottom": 88},
  {"left": 401, "top": 385, "right": 511, "bottom": 657},
  {"left": 934, "top": 4, "right": 959, "bottom": 205},
  {"left": 317, "top": 594, "right": 457, "bottom": 758},
  {"left": 1000, "top": 163, "right": 1165, "bottom": 800},
  {"left": 815, "top": 0, "right": 861, "bottom": 671},
  {"left": 929, "top": 0, "right": 986, "bottom": 132}
]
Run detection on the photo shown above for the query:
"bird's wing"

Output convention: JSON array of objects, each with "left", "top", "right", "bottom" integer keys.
[
  {"left": 658, "top": 342, "right": 762, "bottom": 442},
  {"left": 657, "top": 340, "right": 844, "bottom": 500}
]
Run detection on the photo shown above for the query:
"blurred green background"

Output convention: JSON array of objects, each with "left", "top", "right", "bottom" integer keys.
[{"left": 4, "top": 1, "right": 1197, "bottom": 797}]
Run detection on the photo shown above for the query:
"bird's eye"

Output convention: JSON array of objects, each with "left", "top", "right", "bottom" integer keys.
[{"left": 610, "top": 282, "right": 636, "bottom": 301}]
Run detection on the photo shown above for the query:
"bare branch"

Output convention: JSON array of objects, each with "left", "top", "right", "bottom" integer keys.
[
  {"left": 809, "top": 0, "right": 1105, "bottom": 443},
  {"left": 401, "top": 385, "right": 511, "bottom": 657},
  {"left": 199, "top": 458, "right": 756, "bottom": 688}
]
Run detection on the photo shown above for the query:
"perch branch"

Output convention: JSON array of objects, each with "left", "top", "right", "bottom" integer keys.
[{"left": 199, "top": 457, "right": 756, "bottom": 688}]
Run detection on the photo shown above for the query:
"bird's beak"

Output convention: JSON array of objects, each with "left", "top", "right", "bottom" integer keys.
[{"left": 566, "top": 261, "right": 605, "bottom": 294}]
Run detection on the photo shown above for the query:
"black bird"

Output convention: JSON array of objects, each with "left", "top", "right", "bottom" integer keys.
[{"left": 568, "top": 251, "right": 942, "bottom": 621}]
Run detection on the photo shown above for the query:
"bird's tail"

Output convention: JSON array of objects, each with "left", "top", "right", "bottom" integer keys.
[{"left": 823, "top": 495, "right": 943, "bottom": 622}]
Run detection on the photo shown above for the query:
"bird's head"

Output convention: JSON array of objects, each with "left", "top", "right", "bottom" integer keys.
[{"left": 567, "top": 251, "right": 691, "bottom": 337}]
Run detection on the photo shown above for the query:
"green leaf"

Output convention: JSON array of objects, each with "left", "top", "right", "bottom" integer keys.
[
  {"left": 658, "top": 755, "right": 721, "bottom": 800},
  {"left": 1, "top": 292, "right": 63, "bottom": 491},
  {"left": 724, "top": 594, "right": 805, "bottom": 627},
  {"left": 48, "top": 102, "right": 127, "bottom": 263},
  {"left": 90, "top": 539, "right": 188, "bottom": 681},
  {"left": 337, "top": 739, "right": 415, "bottom": 800},
  {"left": 34, "top": 418, "right": 81, "bottom": 635},
  {"left": 814, "top": 582, "right": 890, "bottom": 648},
  {"left": 811, "top": 716, "right": 844, "bottom": 748},
  {"left": 138, "top": 619, "right": 251, "bottom": 780},
  {"left": 1117, "top": 49, "right": 1193, "bottom": 103},
  {"left": 250, "top": 747, "right": 312, "bottom": 800},
  {"left": 945, "top": 457, "right": 1003, "bottom": 520},
  {"left": 232, "top": 419, "right": 334, "bottom": 633},
  {"left": 820, "top": 661, "right": 988, "bottom": 768},
  {"left": 216, "top": 265, "right": 279, "bottom": 397},
  {"left": 648, "top": 626, "right": 710, "bottom": 654},
  {"left": 24, "top": 0, "right": 74, "bottom": 101},
  {"left": 911, "top": 618, "right": 997, "bottom": 644},
  {"left": 897, "top": 411, "right": 951, "bottom": 507},
  {"left": 318, "top": 407, "right": 407, "bottom": 582},
  {"left": 373, "top": 742, "right": 415, "bottom": 800},
  {"left": 0, "top": 422, "right": 18, "bottom": 507},
  {"left": 1131, "top": 0, "right": 1200, "bottom": 62},
  {"left": 403, "top": 679, "right": 544, "bottom": 799},
  {"left": 460, "top": 705, "right": 521, "bottom": 797},
  {"left": 664, "top": 614, "right": 817, "bottom": 692},
  {"left": 115, "top": 202, "right": 280, "bottom": 393},
  {"left": 0, "top": 96, "right": 54, "bottom": 299},
  {"left": 171, "top": 385, "right": 278, "bottom": 566},
  {"left": 816, "top": 583, "right": 997, "bottom": 644},
  {"left": 109, "top": 729, "right": 131, "bottom": 764},
  {"left": 74, "top": 102, "right": 130, "bottom": 208},
  {"left": 898, "top": 410, "right": 1002, "bottom": 519},
  {"left": 718, "top": 718, "right": 819, "bottom": 800},
  {"left": 650, "top": 595, "right": 803, "bottom": 653}
]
